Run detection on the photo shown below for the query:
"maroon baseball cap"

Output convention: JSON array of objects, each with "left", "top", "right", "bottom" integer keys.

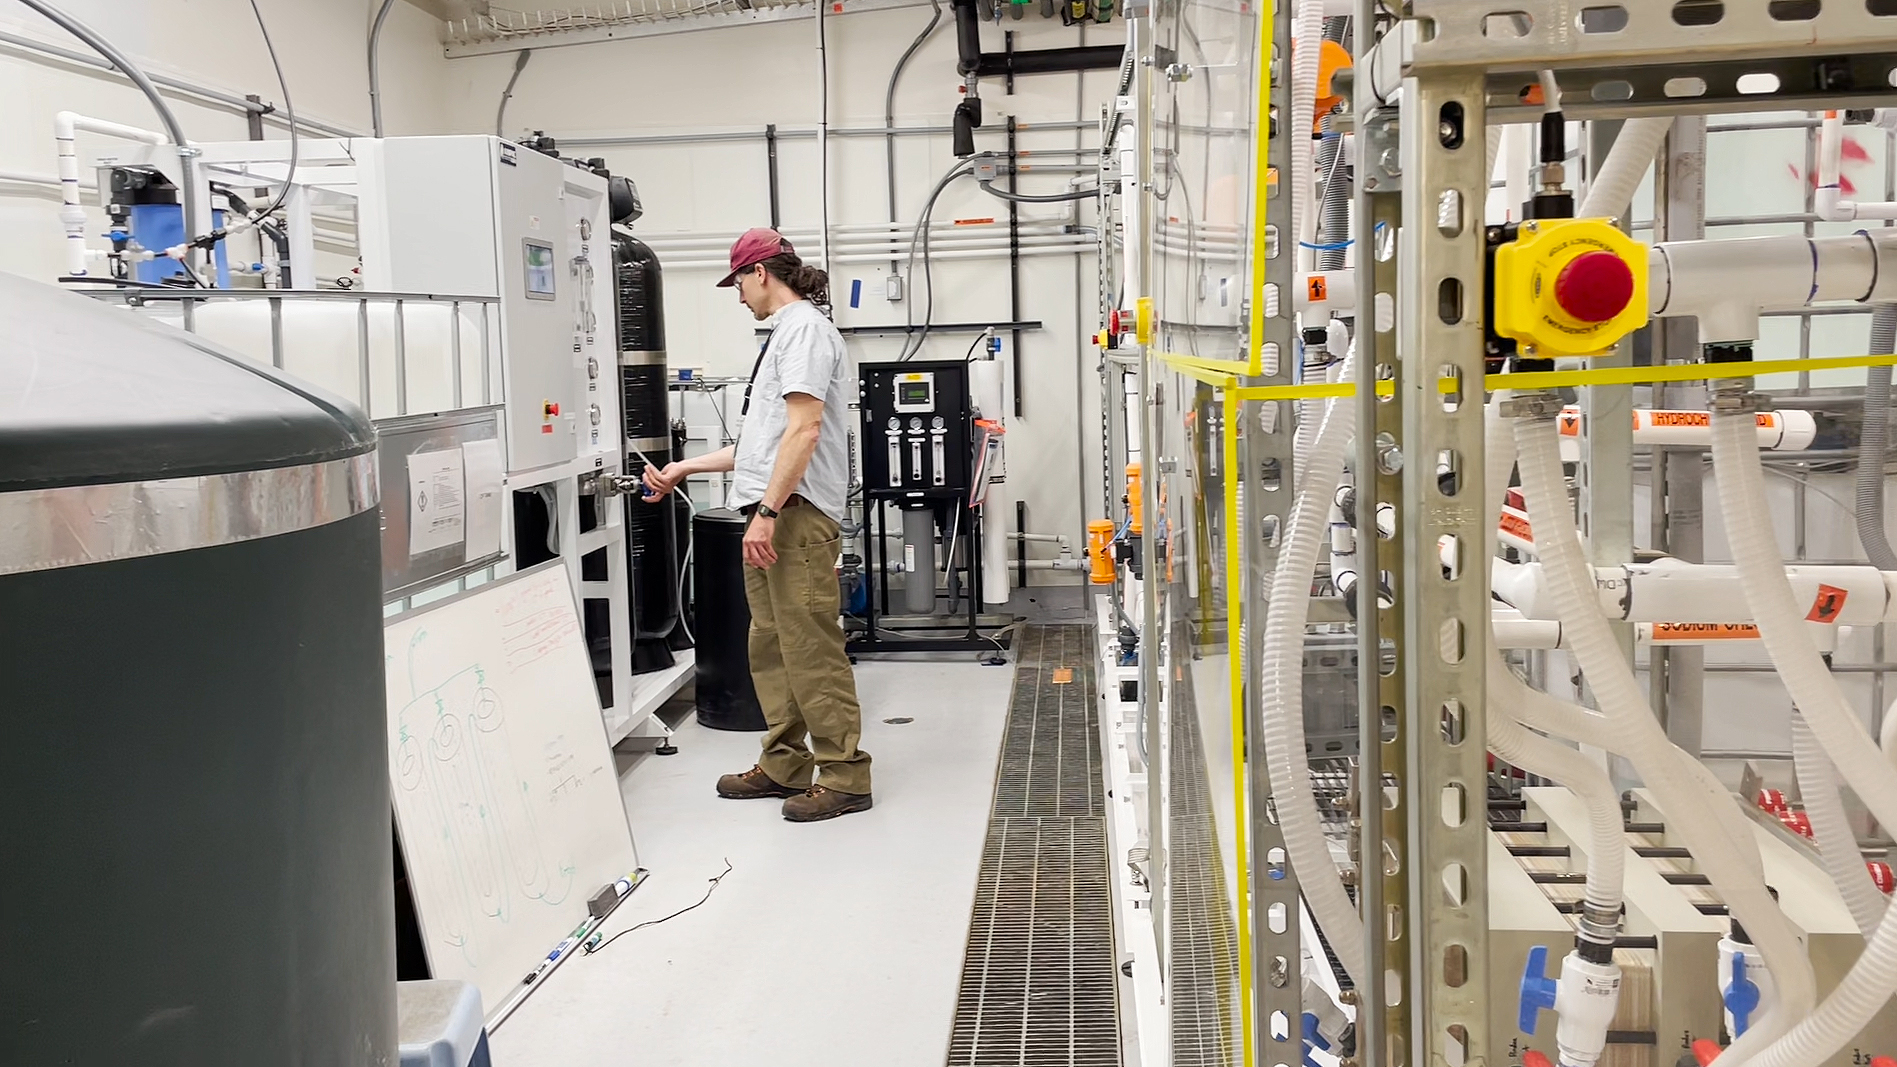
[{"left": 717, "top": 228, "right": 795, "bottom": 287}]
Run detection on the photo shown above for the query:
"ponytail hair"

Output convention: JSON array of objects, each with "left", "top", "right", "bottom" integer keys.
[{"left": 757, "top": 251, "right": 831, "bottom": 310}]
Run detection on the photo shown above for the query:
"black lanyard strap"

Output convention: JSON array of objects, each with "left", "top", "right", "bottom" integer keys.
[{"left": 740, "top": 329, "right": 774, "bottom": 418}]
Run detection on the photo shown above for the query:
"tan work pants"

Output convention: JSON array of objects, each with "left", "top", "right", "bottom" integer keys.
[{"left": 743, "top": 503, "right": 872, "bottom": 795}]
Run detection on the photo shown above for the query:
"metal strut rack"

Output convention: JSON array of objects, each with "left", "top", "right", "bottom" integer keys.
[{"left": 1313, "top": 5, "right": 1897, "bottom": 1067}]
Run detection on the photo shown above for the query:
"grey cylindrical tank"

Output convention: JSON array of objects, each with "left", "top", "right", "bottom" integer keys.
[{"left": 0, "top": 275, "right": 394, "bottom": 1065}]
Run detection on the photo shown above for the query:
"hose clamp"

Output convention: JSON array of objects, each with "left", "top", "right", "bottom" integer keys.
[
  {"left": 1710, "top": 388, "right": 1764, "bottom": 413},
  {"left": 1499, "top": 392, "right": 1566, "bottom": 420}
]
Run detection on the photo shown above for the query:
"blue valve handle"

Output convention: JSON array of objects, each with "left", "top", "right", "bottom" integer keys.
[
  {"left": 1520, "top": 945, "right": 1558, "bottom": 1035},
  {"left": 1724, "top": 951, "right": 1760, "bottom": 1038},
  {"left": 1302, "top": 1012, "right": 1330, "bottom": 1067}
]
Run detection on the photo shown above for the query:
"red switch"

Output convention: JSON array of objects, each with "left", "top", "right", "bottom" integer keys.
[
  {"left": 1554, "top": 250, "right": 1636, "bottom": 323},
  {"left": 544, "top": 401, "right": 560, "bottom": 418}
]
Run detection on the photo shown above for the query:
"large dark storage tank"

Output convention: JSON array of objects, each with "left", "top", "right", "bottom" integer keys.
[
  {"left": 616, "top": 231, "right": 683, "bottom": 671},
  {"left": 0, "top": 275, "right": 395, "bottom": 1065},
  {"left": 694, "top": 508, "right": 765, "bottom": 731}
]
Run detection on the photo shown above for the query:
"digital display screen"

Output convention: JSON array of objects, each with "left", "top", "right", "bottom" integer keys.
[
  {"left": 523, "top": 240, "right": 556, "bottom": 298},
  {"left": 898, "top": 381, "right": 931, "bottom": 406}
]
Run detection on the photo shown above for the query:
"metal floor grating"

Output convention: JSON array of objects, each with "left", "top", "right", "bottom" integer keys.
[
  {"left": 946, "top": 624, "right": 1121, "bottom": 1067},
  {"left": 1166, "top": 632, "right": 1242, "bottom": 1067}
]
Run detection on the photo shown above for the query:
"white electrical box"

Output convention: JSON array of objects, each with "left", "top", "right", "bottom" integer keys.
[{"left": 361, "top": 136, "right": 612, "bottom": 476}]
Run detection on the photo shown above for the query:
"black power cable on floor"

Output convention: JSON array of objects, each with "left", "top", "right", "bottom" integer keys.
[{"left": 583, "top": 860, "right": 733, "bottom": 956}]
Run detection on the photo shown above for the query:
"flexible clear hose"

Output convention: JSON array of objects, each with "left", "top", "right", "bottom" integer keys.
[
  {"left": 1261, "top": 348, "right": 1364, "bottom": 986},
  {"left": 1577, "top": 117, "right": 1672, "bottom": 221},
  {"left": 1515, "top": 412, "right": 1815, "bottom": 1057},
  {"left": 1708, "top": 404, "right": 1897, "bottom": 846},
  {"left": 1792, "top": 715, "right": 1886, "bottom": 940},
  {"left": 1482, "top": 399, "right": 1625, "bottom": 918}
]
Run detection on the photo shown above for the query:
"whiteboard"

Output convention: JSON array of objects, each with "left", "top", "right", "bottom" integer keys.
[{"left": 384, "top": 562, "right": 638, "bottom": 1012}]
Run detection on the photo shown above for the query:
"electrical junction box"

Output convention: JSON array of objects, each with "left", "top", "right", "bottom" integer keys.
[
  {"left": 360, "top": 136, "right": 615, "bottom": 476},
  {"left": 1492, "top": 218, "right": 1649, "bottom": 359},
  {"left": 859, "top": 360, "right": 972, "bottom": 497}
]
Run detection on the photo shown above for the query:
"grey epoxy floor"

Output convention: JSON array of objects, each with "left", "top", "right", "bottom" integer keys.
[{"left": 488, "top": 654, "right": 1016, "bottom": 1067}]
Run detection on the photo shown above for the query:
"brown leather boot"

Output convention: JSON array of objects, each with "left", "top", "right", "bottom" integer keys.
[
  {"left": 782, "top": 785, "right": 874, "bottom": 822},
  {"left": 716, "top": 765, "right": 803, "bottom": 800}
]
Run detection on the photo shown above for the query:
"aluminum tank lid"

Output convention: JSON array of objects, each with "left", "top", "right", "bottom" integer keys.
[{"left": 0, "top": 273, "right": 376, "bottom": 492}]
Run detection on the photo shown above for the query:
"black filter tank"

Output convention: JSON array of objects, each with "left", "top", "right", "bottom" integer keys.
[
  {"left": 694, "top": 508, "right": 765, "bottom": 731},
  {"left": 616, "top": 231, "right": 683, "bottom": 673},
  {"left": 0, "top": 276, "right": 395, "bottom": 1065}
]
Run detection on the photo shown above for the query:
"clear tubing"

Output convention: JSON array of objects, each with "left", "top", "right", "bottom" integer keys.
[
  {"left": 1791, "top": 715, "right": 1886, "bottom": 940},
  {"left": 1482, "top": 400, "right": 1625, "bottom": 918},
  {"left": 1708, "top": 404, "right": 1897, "bottom": 845},
  {"left": 1515, "top": 411, "right": 1816, "bottom": 1058},
  {"left": 1577, "top": 116, "right": 1672, "bottom": 221},
  {"left": 1260, "top": 348, "right": 1364, "bottom": 986}
]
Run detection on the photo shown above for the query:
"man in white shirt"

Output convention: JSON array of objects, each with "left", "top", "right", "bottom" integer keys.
[{"left": 643, "top": 229, "right": 871, "bottom": 822}]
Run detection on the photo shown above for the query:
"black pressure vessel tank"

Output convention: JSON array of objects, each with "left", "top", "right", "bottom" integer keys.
[
  {"left": 694, "top": 508, "right": 765, "bottom": 731},
  {"left": 0, "top": 275, "right": 394, "bottom": 1064},
  {"left": 616, "top": 231, "right": 681, "bottom": 672}
]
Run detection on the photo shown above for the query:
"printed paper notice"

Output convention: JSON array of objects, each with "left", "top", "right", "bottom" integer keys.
[
  {"left": 462, "top": 438, "right": 504, "bottom": 560},
  {"left": 407, "top": 449, "right": 466, "bottom": 557}
]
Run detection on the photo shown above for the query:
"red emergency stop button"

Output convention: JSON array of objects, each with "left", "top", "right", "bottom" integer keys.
[{"left": 1554, "top": 250, "right": 1636, "bottom": 323}]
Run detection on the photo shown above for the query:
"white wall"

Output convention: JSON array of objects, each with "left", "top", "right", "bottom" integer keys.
[
  {"left": 0, "top": 0, "right": 451, "bottom": 282},
  {"left": 437, "top": 9, "right": 1123, "bottom": 570}
]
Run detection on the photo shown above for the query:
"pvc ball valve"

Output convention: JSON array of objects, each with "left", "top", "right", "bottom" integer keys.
[
  {"left": 1301, "top": 1012, "right": 1330, "bottom": 1067},
  {"left": 1723, "top": 950, "right": 1762, "bottom": 1038},
  {"left": 1520, "top": 945, "right": 1559, "bottom": 1035}
]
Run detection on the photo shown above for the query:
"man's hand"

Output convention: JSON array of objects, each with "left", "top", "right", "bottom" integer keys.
[
  {"left": 743, "top": 515, "right": 779, "bottom": 569},
  {"left": 642, "top": 462, "right": 686, "bottom": 500}
]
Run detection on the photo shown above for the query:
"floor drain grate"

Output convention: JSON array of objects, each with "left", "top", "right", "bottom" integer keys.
[
  {"left": 946, "top": 624, "right": 1121, "bottom": 1067},
  {"left": 1166, "top": 630, "right": 1241, "bottom": 1067}
]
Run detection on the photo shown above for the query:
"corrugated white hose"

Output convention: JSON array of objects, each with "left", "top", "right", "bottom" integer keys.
[
  {"left": 1741, "top": 898, "right": 1897, "bottom": 1067},
  {"left": 1515, "top": 412, "right": 1815, "bottom": 1058},
  {"left": 1576, "top": 116, "right": 1672, "bottom": 221},
  {"left": 1482, "top": 399, "right": 1625, "bottom": 919},
  {"left": 1261, "top": 348, "right": 1364, "bottom": 986},
  {"left": 1708, "top": 404, "right": 1897, "bottom": 847},
  {"left": 1290, "top": 0, "right": 1325, "bottom": 252},
  {"left": 1792, "top": 715, "right": 1886, "bottom": 940}
]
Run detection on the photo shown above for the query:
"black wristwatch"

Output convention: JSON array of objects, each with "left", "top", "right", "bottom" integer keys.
[{"left": 755, "top": 502, "right": 781, "bottom": 520}]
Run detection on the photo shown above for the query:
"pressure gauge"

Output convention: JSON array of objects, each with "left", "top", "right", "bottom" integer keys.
[
  {"left": 586, "top": 356, "right": 600, "bottom": 379},
  {"left": 887, "top": 417, "right": 900, "bottom": 431},
  {"left": 908, "top": 417, "right": 924, "bottom": 433},
  {"left": 931, "top": 416, "right": 946, "bottom": 431},
  {"left": 588, "top": 404, "right": 601, "bottom": 426}
]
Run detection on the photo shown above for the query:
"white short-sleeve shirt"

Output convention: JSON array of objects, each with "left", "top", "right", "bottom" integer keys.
[{"left": 729, "top": 299, "right": 853, "bottom": 522}]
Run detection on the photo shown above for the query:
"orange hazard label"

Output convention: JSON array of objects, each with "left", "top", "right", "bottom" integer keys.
[
  {"left": 1651, "top": 623, "right": 1761, "bottom": 642},
  {"left": 1651, "top": 411, "right": 1710, "bottom": 428},
  {"left": 953, "top": 217, "right": 996, "bottom": 226},
  {"left": 1808, "top": 583, "right": 1849, "bottom": 624},
  {"left": 1756, "top": 413, "right": 1779, "bottom": 428},
  {"left": 1558, "top": 412, "right": 1582, "bottom": 437},
  {"left": 1308, "top": 275, "right": 1328, "bottom": 302},
  {"left": 1498, "top": 511, "right": 1534, "bottom": 544}
]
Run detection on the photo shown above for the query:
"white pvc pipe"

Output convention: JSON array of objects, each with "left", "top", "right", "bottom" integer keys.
[
  {"left": 1816, "top": 111, "right": 1897, "bottom": 223},
  {"left": 55, "top": 111, "right": 167, "bottom": 278},
  {"left": 1652, "top": 230, "right": 1897, "bottom": 343},
  {"left": 1261, "top": 347, "right": 1365, "bottom": 986},
  {"left": 1495, "top": 558, "right": 1896, "bottom": 627},
  {"left": 1578, "top": 116, "right": 1672, "bottom": 222},
  {"left": 1556, "top": 406, "right": 1819, "bottom": 452},
  {"left": 1515, "top": 411, "right": 1817, "bottom": 1059},
  {"left": 1709, "top": 403, "right": 1897, "bottom": 860},
  {"left": 1792, "top": 715, "right": 1887, "bottom": 941}
]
